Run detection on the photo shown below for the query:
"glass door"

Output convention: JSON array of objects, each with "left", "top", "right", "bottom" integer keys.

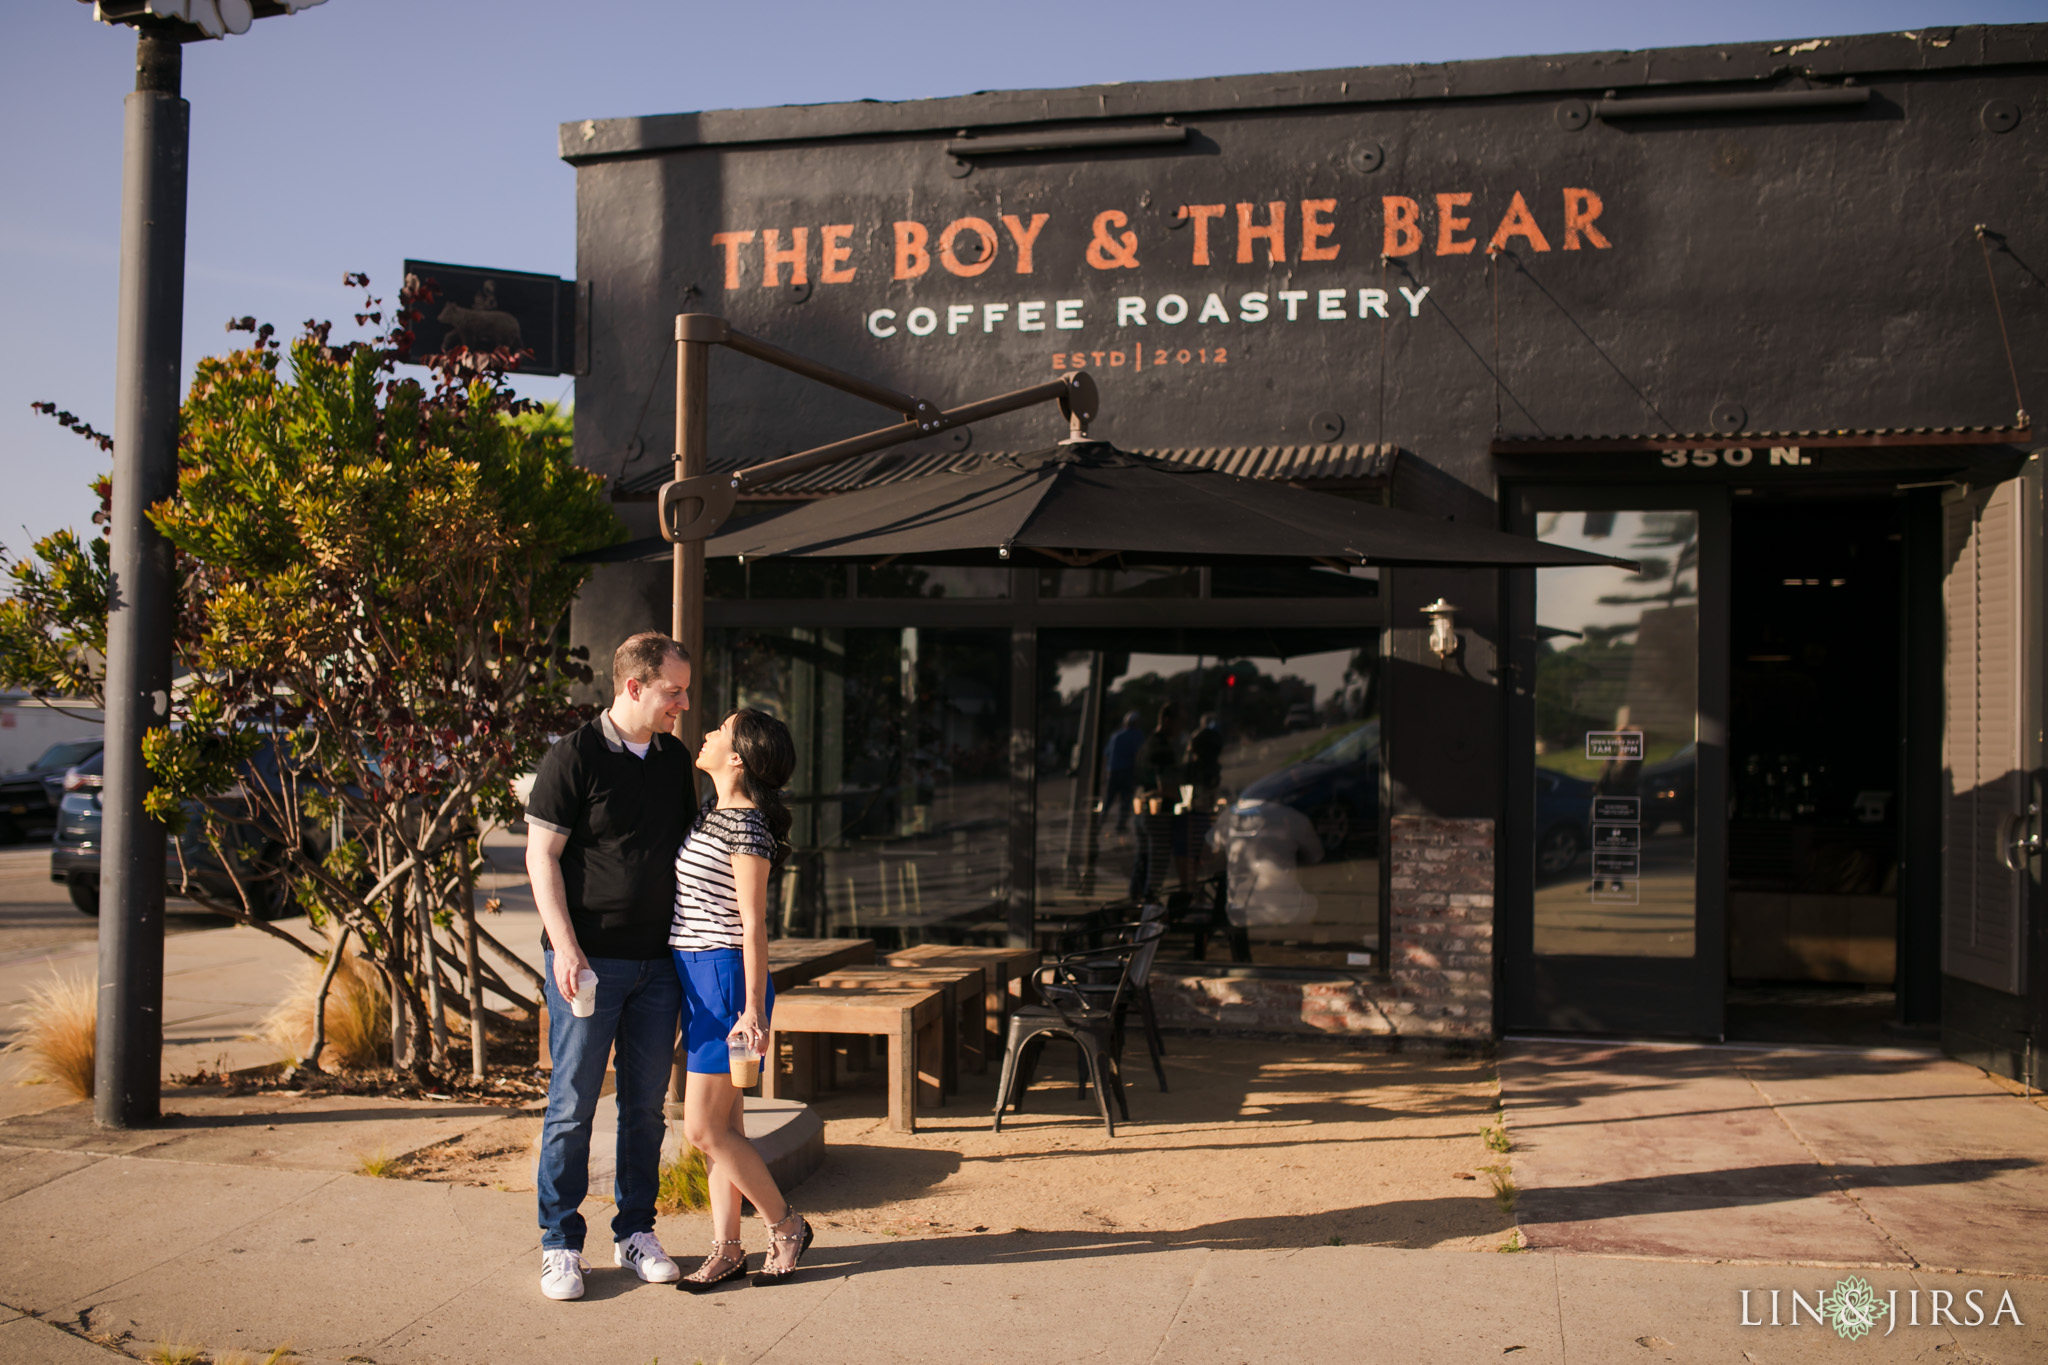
[{"left": 1504, "top": 488, "right": 1728, "bottom": 1037}]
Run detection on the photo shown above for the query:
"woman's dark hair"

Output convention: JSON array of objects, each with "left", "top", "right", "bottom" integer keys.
[{"left": 726, "top": 707, "right": 795, "bottom": 862}]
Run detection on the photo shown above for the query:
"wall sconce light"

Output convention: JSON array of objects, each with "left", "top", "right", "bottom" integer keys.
[{"left": 1422, "top": 598, "right": 1460, "bottom": 661}]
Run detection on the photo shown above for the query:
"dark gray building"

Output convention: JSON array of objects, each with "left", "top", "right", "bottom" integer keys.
[{"left": 559, "top": 24, "right": 2047, "bottom": 1083}]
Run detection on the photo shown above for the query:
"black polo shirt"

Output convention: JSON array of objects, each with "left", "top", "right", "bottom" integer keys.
[{"left": 525, "top": 711, "right": 694, "bottom": 960}]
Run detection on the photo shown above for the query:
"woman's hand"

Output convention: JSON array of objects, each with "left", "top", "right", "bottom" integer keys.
[{"left": 734, "top": 1005, "right": 767, "bottom": 1055}]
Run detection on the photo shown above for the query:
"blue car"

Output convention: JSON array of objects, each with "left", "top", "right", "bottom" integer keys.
[
  {"left": 1237, "top": 721, "right": 1380, "bottom": 856},
  {"left": 50, "top": 747, "right": 308, "bottom": 920},
  {"left": 1534, "top": 768, "right": 1596, "bottom": 877},
  {"left": 0, "top": 737, "right": 101, "bottom": 844}
]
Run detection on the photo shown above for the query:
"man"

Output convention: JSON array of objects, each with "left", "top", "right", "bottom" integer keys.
[
  {"left": 1099, "top": 710, "right": 1144, "bottom": 835},
  {"left": 1185, "top": 711, "right": 1223, "bottom": 797},
  {"left": 1138, "top": 701, "right": 1184, "bottom": 800},
  {"left": 525, "top": 632, "right": 694, "bottom": 1300}
]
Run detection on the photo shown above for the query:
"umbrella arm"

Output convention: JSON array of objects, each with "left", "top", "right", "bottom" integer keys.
[{"left": 660, "top": 312, "right": 1097, "bottom": 544}]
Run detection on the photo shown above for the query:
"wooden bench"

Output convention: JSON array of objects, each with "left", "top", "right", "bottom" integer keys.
[
  {"left": 807, "top": 964, "right": 986, "bottom": 1088},
  {"left": 763, "top": 985, "right": 945, "bottom": 1133},
  {"left": 885, "top": 944, "right": 1042, "bottom": 1041}
]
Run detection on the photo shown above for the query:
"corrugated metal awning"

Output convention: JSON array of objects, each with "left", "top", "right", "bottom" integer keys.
[
  {"left": 1491, "top": 424, "right": 2031, "bottom": 454},
  {"left": 614, "top": 443, "right": 1397, "bottom": 501}
]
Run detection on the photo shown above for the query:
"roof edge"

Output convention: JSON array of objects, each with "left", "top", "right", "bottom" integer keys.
[{"left": 561, "top": 23, "right": 2048, "bottom": 164}]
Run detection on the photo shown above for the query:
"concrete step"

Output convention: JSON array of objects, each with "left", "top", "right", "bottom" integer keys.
[{"left": 547, "top": 1093, "right": 823, "bottom": 1197}]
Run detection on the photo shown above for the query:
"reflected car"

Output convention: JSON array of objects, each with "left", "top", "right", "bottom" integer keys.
[
  {"left": 1236, "top": 720, "right": 1379, "bottom": 855},
  {"left": 50, "top": 748, "right": 307, "bottom": 920},
  {"left": 0, "top": 737, "right": 102, "bottom": 844},
  {"left": 1637, "top": 743, "right": 1696, "bottom": 835},
  {"left": 1535, "top": 768, "right": 1595, "bottom": 876}
]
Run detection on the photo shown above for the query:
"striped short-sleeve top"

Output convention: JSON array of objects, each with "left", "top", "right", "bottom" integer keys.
[{"left": 669, "top": 799, "right": 778, "bottom": 951}]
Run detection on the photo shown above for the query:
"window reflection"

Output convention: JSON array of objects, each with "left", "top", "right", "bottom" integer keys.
[
  {"left": 1532, "top": 511, "right": 1698, "bottom": 957},
  {"left": 706, "top": 627, "right": 1010, "bottom": 946},
  {"left": 1037, "top": 631, "right": 1380, "bottom": 969}
]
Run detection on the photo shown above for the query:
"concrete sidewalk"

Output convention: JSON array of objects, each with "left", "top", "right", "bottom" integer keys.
[
  {"left": 0, "top": 1034, "right": 2044, "bottom": 1365},
  {"left": 0, "top": 1143, "right": 2039, "bottom": 1365},
  {"left": 1501, "top": 1038, "right": 2048, "bottom": 1277},
  {"left": 2, "top": 851, "right": 2044, "bottom": 1362}
]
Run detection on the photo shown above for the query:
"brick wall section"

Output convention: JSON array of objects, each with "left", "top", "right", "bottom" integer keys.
[
  {"left": 1385, "top": 815, "right": 1495, "bottom": 1039},
  {"left": 1149, "top": 815, "right": 1495, "bottom": 1042},
  {"left": 1150, "top": 974, "right": 1397, "bottom": 1036}
]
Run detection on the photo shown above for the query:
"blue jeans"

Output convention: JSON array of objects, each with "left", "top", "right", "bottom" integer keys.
[{"left": 536, "top": 950, "right": 681, "bottom": 1252}]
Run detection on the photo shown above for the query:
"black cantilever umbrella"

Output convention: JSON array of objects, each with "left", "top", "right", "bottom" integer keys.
[{"left": 585, "top": 442, "right": 1632, "bottom": 570}]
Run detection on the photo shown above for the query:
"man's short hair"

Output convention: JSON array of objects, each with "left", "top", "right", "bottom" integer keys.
[{"left": 612, "top": 632, "right": 689, "bottom": 694}]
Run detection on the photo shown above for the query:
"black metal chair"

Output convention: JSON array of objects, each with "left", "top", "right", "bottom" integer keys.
[
  {"left": 991, "top": 923, "right": 1165, "bottom": 1137},
  {"left": 1050, "top": 899, "right": 1170, "bottom": 1091},
  {"left": 1165, "top": 874, "right": 1250, "bottom": 963}
]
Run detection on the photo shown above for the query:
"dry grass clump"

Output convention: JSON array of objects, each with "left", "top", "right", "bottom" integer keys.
[
  {"left": 144, "top": 1335, "right": 203, "bottom": 1365},
  {"left": 355, "top": 1145, "right": 404, "bottom": 1178},
  {"left": 262, "top": 950, "right": 389, "bottom": 1069},
  {"left": 3, "top": 972, "right": 97, "bottom": 1101},
  {"left": 657, "top": 1145, "right": 712, "bottom": 1214},
  {"left": 147, "top": 1338, "right": 292, "bottom": 1365}
]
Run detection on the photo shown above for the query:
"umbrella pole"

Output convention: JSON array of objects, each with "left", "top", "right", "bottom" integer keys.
[
  {"left": 673, "top": 314, "right": 708, "bottom": 750},
  {"left": 669, "top": 316, "right": 708, "bottom": 1111}
]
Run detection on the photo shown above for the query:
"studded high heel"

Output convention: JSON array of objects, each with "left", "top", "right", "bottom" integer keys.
[
  {"left": 677, "top": 1238, "right": 746, "bottom": 1292},
  {"left": 749, "top": 1207, "right": 814, "bottom": 1286}
]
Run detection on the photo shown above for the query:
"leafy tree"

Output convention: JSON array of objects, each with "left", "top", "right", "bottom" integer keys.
[{"left": 2, "top": 276, "right": 620, "bottom": 1080}]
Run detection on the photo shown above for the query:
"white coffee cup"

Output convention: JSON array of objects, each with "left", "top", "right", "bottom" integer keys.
[{"left": 569, "top": 967, "right": 598, "bottom": 1018}]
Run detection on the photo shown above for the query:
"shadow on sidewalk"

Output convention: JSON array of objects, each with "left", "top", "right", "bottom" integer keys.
[{"left": 1519, "top": 1155, "right": 2037, "bottom": 1218}]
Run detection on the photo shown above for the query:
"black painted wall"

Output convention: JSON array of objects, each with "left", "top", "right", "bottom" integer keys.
[
  {"left": 560, "top": 26, "right": 2048, "bottom": 1048},
  {"left": 563, "top": 26, "right": 2047, "bottom": 504}
]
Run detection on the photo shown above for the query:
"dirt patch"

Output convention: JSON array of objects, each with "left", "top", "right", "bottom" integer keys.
[
  {"left": 172, "top": 1062, "right": 551, "bottom": 1107},
  {"left": 379, "top": 1037, "right": 1518, "bottom": 1253},
  {"left": 399, "top": 1113, "right": 543, "bottom": 1187},
  {"left": 790, "top": 1036, "right": 1512, "bottom": 1252}
]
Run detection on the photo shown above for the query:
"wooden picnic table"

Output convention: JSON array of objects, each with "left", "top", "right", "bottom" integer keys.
[
  {"left": 886, "top": 944, "right": 1042, "bottom": 1035},
  {"left": 763, "top": 985, "right": 945, "bottom": 1133},
  {"left": 807, "top": 964, "right": 986, "bottom": 1088},
  {"left": 765, "top": 936, "right": 877, "bottom": 989}
]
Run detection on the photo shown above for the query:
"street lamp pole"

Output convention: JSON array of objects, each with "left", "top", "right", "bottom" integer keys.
[
  {"left": 88, "top": 0, "right": 329, "bottom": 1128},
  {"left": 96, "top": 24, "right": 188, "bottom": 1129}
]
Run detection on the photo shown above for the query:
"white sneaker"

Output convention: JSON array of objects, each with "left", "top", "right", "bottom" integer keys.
[
  {"left": 540, "top": 1248, "right": 587, "bottom": 1300},
  {"left": 615, "top": 1230, "right": 681, "bottom": 1283}
]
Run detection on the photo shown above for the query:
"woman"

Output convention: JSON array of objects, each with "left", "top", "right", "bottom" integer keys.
[{"left": 670, "top": 707, "right": 814, "bottom": 1289}]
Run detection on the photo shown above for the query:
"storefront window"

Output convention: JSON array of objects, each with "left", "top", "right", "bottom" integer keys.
[
  {"left": 1531, "top": 510, "right": 1699, "bottom": 957},
  {"left": 705, "top": 558, "right": 848, "bottom": 600},
  {"left": 1035, "top": 629, "right": 1380, "bottom": 970},
  {"left": 704, "top": 626, "right": 1010, "bottom": 945}
]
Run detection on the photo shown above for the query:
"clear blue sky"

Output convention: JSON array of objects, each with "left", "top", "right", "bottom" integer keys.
[{"left": 5, "top": 1, "right": 2042, "bottom": 555}]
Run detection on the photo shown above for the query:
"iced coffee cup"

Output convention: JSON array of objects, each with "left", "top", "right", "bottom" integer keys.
[{"left": 728, "top": 1029, "right": 762, "bottom": 1088}]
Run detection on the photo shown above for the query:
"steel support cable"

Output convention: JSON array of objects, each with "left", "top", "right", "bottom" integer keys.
[
  {"left": 623, "top": 335, "right": 677, "bottom": 469},
  {"left": 1975, "top": 226, "right": 2031, "bottom": 427},
  {"left": 1489, "top": 246, "right": 1504, "bottom": 435},
  {"left": 1376, "top": 253, "right": 1390, "bottom": 452}
]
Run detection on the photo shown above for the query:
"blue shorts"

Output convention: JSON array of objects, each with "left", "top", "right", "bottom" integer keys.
[{"left": 674, "top": 947, "right": 775, "bottom": 1073}]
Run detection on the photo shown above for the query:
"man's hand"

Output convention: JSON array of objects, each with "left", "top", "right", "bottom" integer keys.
[
  {"left": 553, "top": 943, "right": 593, "bottom": 1004},
  {"left": 525, "top": 823, "right": 590, "bottom": 1005}
]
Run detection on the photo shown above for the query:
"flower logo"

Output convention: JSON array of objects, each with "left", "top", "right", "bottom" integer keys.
[{"left": 1819, "top": 1276, "right": 1890, "bottom": 1341}]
